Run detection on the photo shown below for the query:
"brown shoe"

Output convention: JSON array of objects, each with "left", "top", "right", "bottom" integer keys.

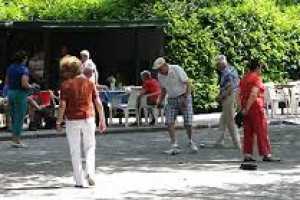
[{"left": 86, "top": 175, "right": 95, "bottom": 186}]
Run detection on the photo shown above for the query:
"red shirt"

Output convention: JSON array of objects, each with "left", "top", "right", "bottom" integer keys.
[
  {"left": 60, "top": 77, "right": 98, "bottom": 120},
  {"left": 239, "top": 71, "right": 265, "bottom": 108},
  {"left": 142, "top": 77, "right": 161, "bottom": 103}
]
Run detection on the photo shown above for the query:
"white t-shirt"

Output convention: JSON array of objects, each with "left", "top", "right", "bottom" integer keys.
[
  {"left": 158, "top": 65, "right": 188, "bottom": 98},
  {"left": 82, "top": 59, "right": 98, "bottom": 84}
]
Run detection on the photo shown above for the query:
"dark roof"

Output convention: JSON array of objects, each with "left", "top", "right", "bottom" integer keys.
[{"left": 0, "top": 20, "right": 167, "bottom": 31}]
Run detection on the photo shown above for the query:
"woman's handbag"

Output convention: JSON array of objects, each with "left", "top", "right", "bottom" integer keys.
[{"left": 235, "top": 110, "right": 245, "bottom": 128}]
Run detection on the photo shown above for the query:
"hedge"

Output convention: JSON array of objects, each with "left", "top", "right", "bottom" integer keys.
[
  {"left": 135, "top": 0, "right": 300, "bottom": 112},
  {"left": 0, "top": 0, "right": 299, "bottom": 112}
]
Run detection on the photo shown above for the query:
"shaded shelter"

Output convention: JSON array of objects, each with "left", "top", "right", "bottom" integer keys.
[{"left": 0, "top": 20, "right": 167, "bottom": 89}]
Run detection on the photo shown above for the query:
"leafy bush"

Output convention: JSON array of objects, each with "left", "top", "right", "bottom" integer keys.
[
  {"left": 135, "top": 0, "right": 300, "bottom": 112},
  {"left": 0, "top": 0, "right": 299, "bottom": 112}
]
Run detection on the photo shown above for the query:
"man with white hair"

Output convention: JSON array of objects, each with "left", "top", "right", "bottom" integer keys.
[
  {"left": 80, "top": 50, "right": 108, "bottom": 126},
  {"left": 80, "top": 50, "right": 99, "bottom": 84},
  {"left": 153, "top": 57, "right": 198, "bottom": 155},
  {"left": 215, "top": 55, "right": 242, "bottom": 152}
]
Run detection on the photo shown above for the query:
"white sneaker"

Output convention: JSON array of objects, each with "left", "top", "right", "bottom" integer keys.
[
  {"left": 188, "top": 141, "right": 198, "bottom": 153},
  {"left": 163, "top": 143, "right": 181, "bottom": 155}
]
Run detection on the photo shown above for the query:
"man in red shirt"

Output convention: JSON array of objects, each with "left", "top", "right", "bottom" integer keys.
[{"left": 133, "top": 70, "right": 161, "bottom": 125}]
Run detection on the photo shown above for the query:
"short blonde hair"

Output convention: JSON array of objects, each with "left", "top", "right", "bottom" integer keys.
[{"left": 60, "top": 55, "right": 82, "bottom": 79}]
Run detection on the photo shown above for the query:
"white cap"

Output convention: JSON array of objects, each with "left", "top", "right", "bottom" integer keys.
[
  {"left": 140, "top": 70, "right": 151, "bottom": 77},
  {"left": 80, "top": 50, "right": 90, "bottom": 58},
  {"left": 153, "top": 57, "right": 166, "bottom": 69},
  {"left": 215, "top": 55, "right": 227, "bottom": 64}
]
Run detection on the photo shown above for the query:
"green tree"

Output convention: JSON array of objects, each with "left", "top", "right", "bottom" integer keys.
[{"left": 1, "top": 0, "right": 299, "bottom": 112}]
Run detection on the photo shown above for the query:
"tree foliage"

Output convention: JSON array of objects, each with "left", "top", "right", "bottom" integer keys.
[
  {"left": 0, "top": 0, "right": 299, "bottom": 112},
  {"left": 133, "top": 0, "right": 300, "bottom": 111}
]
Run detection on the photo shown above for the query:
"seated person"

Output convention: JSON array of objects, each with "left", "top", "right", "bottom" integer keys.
[
  {"left": 132, "top": 70, "right": 161, "bottom": 125},
  {"left": 27, "top": 96, "right": 44, "bottom": 131},
  {"left": 28, "top": 48, "right": 45, "bottom": 86},
  {"left": 28, "top": 90, "right": 58, "bottom": 130},
  {"left": 1, "top": 84, "right": 42, "bottom": 130}
]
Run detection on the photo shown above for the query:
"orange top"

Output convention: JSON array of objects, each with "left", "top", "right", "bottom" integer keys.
[
  {"left": 60, "top": 77, "right": 98, "bottom": 120},
  {"left": 239, "top": 71, "right": 265, "bottom": 108}
]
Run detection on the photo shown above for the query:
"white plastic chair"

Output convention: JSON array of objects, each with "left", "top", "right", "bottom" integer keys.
[
  {"left": 139, "top": 93, "right": 166, "bottom": 125},
  {"left": 265, "top": 82, "right": 275, "bottom": 117},
  {"left": 290, "top": 84, "right": 300, "bottom": 116},
  {"left": 265, "top": 83, "right": 290, "bottom": 118},
  {"left": 0, "top": 114, "right": 6, "bottom": 128},
  {"left": 0, "top": 98, "right": 8, "bottom": 128},
  {"left": 108, "top": 89, "right": 140, "bottom": 127}
]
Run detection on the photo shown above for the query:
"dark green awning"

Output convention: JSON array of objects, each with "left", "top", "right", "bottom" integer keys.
[{"left": 0, "top": 20, "right": 167, "bottom": 31}]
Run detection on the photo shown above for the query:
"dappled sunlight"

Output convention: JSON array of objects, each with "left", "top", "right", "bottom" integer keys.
[
  {"left": 2, "top": 161, "right": 300, "bottom": 199},
  {"left": 0, "top": 125, "right": 299, "bottom": 199},
  {"left": 95, "top": 164, "right": 300, "bottom": 199}
]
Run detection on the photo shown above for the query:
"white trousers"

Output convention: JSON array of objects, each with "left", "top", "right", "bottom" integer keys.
[
  {"left": 66, "top": 117, "right": 96, "bottom": 186},
  {"left": 217, "top": 93, "right": 242, "bottom": 151}
]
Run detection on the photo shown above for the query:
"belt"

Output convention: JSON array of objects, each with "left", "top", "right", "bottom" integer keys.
[{"left": 169, "top": 93, "right": 186, "bottom": 99}]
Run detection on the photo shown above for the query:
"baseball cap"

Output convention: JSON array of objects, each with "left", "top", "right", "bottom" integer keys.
[{"left": 153, "top": 57, "right": 166, "bottom": 69}]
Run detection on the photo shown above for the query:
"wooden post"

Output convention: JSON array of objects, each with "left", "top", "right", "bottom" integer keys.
[
  {"left": 134, "top": 29, "right": 141, "bottom": 85},
  {"left": 0, "top": 31, "right": 8, "bottom": 79}
]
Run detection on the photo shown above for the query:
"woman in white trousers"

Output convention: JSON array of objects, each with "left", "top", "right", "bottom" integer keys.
[{"left": 56, "top": 56, "right": 106, "bottom": 187}]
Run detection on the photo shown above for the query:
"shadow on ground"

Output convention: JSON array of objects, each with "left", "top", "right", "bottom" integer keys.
[{"left": 0, "top": 125, "right": 299, "bottom": 199}]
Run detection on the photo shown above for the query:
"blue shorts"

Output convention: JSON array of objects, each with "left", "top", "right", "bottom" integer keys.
[{"left": 165, "top": 94, "right": 194, "bottom": 126}]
